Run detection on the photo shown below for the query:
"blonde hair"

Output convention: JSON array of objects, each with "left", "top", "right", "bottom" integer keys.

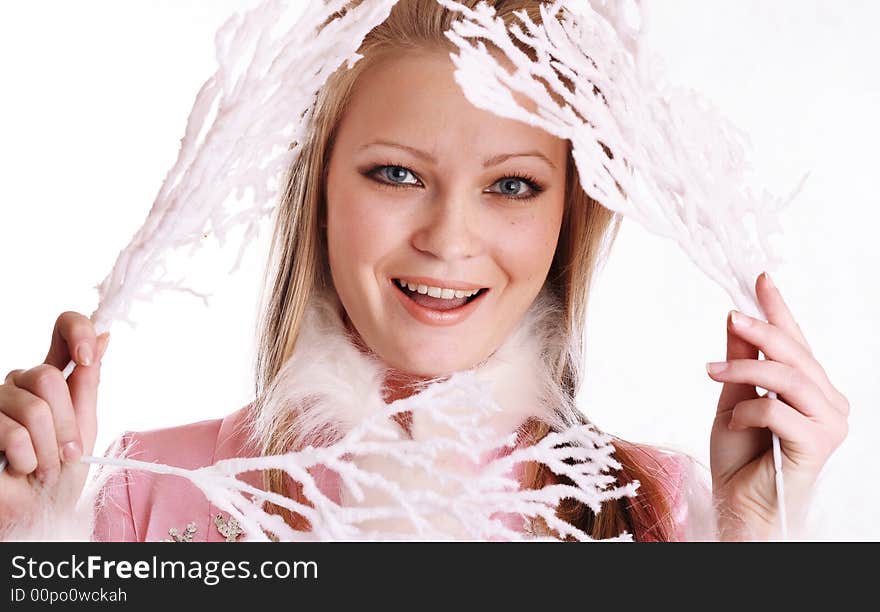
[{"left": 255, "top": 0, "right": 679, "bottom": 541}]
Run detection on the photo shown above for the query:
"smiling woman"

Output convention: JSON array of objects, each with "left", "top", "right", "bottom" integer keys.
[
  {"left": 251, "top": 0, "right": 690, "bottom": 540},
  {"left": 325, "top": 50, "right": 568, "bottom": 377}
]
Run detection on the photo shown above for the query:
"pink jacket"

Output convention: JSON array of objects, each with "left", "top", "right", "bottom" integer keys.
[
  {"left": 93, "top": 406, "right": 265, "bottom": 542},
  {"left": 92, "top": 407, "right": 690, "bottom": 542}
]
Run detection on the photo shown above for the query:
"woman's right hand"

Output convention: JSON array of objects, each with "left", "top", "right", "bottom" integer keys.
[{"left": 0, "top": 312, "right": 109, "bottom": 528}]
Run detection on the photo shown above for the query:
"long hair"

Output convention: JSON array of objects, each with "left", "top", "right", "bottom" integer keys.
[{"left": 254, "top": 0, "right": 679, "bottom": 541}]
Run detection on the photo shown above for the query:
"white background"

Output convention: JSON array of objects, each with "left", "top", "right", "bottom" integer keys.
[{"left": 1, "top": 1, "right": 877, "bottom": 539}]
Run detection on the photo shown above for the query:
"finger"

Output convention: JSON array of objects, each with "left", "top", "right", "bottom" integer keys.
[
  {"left": 728, "top": 310, "right": 838, "bottom": 405},
  {"left": 729, "top": 397, "right": 823, "bottom": 464},
  {"left": 0, "top": 385, "right": 60, "bottom": 482},
  {"left": 726, "top": 311, "right": 759, "bottom": 362},
  {"left": 44, "top": 311, "right": 97, "bottom": 370},
  {"left": 706, "top": 359, "right": 831, "bottom": 421},
  {"left": 715, "top": 312, "right": 759, "bottom": 411},
  {"left": 0, "top": 412, "right": 38, "bottom": 475},
  {"left": 5, "top": 369, "right": 24, "bottom": 384},
  {"left": 756, "top": 272, "right": 811, "bottom": 353},
  {"left": 746, "top": 278, "right": 849, "bottom": 416},
  {"left": 12, "top": 364, "right": 82, "bottom": 464},
  {"left": 759, "top": 273, "right": 850, "bottom": 416},
  {"left": 66, "top": 332, "right": 110, "bottom": 455}
]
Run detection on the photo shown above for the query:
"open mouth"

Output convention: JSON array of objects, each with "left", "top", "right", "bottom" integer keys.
[{"left": 392, "top": 278, "right": 488, "bottom": 312}]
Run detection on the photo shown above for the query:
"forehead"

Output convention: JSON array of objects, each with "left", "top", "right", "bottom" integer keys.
[{"left": 336, "top": 50, "right": 567, "bottom": 162}]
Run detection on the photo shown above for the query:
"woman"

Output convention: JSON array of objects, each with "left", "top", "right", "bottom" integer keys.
[{"left": 0, "top": 0, "right": 848, "bottom": 541}]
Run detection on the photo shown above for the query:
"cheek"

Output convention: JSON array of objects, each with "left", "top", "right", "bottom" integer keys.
[
  {"left": 327, "top": 183, "right": 407, "bottom": 272},
  {"left": 495, "top": 209, "right": 563, "bottom": 283}
]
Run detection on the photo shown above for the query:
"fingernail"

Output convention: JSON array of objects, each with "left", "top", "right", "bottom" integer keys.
[
  {"left": 706, "top": 362, "right": 728, "bottom": 375},
  {"left": 77, "top": 343, "right": 93, "bottom": 367},
  {"left": 728, "top": 419, "right": 744, "bottom": 431},
  {"left": 61, "top": 441, "right": 82, "bottom": 463},
  {"left": 730, "top": 311, "right": 751, "bottom": 328},
  {"left": 763, "top": 271, "right": 775, "bottom": 290}
]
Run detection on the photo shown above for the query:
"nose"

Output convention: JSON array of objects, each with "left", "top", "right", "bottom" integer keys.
[{"left": 410, "top": 191, "right": 484, "bottom": 261}]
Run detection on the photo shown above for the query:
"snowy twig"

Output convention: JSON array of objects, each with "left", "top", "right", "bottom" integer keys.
[
  {"left": 88, "top": 0, "right": 401, "bottom": 334},
  {"left": 87, "top": 371, "right": 636, "bottom": 541}
]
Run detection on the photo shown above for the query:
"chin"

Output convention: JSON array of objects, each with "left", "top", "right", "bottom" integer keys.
[{"left": 388, "top": 347, "right": 482, "bottom": 378}]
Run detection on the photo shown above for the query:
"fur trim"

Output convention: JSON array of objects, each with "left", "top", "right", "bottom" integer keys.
[
  {"left": 252, "top": 284, "right": 576, "bottom": 456},
  {"left": 676, "top": 455, "right": 719, "bottom": 542},
  {"left": 0, "top": 455, "right": 123, "bottom": 542},
  {"left": 0, "top": 477, "right": 92, "bottom": 542},
  {"left": 251, "top": 284, "right": 586, "bottom": 538}
]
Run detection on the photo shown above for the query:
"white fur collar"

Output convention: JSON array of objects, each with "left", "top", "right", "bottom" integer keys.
[
  {"left": 252, "top": 284, "right": 585, "bottom": 537},
  {"left": 254, "top": 283, "right": 577, "bottom": 452}
]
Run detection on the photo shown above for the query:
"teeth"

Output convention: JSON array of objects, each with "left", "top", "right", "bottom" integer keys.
[{"left": 395, "top": 279, "right": 482, "bottom": 300}]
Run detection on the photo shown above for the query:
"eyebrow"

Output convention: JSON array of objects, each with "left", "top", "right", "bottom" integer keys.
[{"left": 358, "top": 140, "right": 557, "bottom": 170}]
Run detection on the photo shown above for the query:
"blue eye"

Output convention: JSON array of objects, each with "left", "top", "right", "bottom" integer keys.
[
  {"left": 487, "top": 174, "right": 544, "bottom": 200},
  {"left": 492, "top": 177, "right": 530, "bottom": 197},
  {"left": 375, "top": 165, "right": 420, "bottom": 186}
]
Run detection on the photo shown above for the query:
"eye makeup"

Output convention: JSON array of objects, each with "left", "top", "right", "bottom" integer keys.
[{"left": 362, "top": 161, "right": 546, "bottom": 201}]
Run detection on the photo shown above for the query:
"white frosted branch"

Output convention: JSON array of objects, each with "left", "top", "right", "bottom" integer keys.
[
  {"left": 437, "top": 0, "right": 795, "bottom": 317},
  {"left": 86, "top": 371, "right": 635, "bottom": 541},
  {"left": 86, "top": 0, "right": 401, "bottom": 334}
]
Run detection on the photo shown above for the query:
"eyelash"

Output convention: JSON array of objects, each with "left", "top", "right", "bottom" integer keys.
[{"left": 365, "top": 162, "right": 545, "bottom": 201}]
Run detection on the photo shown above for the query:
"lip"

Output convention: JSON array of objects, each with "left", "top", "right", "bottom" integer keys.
[{"left": 390, "top": 278, "right": 489, "bottom": 327}]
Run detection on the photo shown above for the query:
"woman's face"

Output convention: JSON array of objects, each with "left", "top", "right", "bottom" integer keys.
[{"left": 325, "top": 51, "right": 567, "bottom": 376}]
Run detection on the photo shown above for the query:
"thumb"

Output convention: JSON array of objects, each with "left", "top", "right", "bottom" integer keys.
[
  {"left": 715, "top": 311, "right": 759, "bottom": 413},
  {"left": 66, "top": 332, "right": 110, "bottom": 455}
]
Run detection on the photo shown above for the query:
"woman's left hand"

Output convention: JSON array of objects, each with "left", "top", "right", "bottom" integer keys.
[{"left": 705, "top": 272, "right": 849, "bottom": 540}]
